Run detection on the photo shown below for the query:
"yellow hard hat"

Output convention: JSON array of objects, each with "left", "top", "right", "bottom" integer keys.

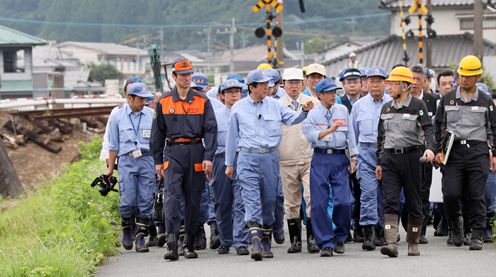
[
  {"left": 257, "top": 63, "right": 272, "bottom": 70},
  {"left": 385, "top": 66, "right": 413, "bottom": 84},
  {"left": 457, "top": 55, "right": 483, "bottom": 76}
]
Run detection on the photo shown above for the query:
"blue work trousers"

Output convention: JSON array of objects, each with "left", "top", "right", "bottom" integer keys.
[
  {"left": 357, "top": 145, "right": 383, "bottom": 226},
  {"left": 237, "top": 151, "right": 279, "bottom": 227},
  {"left": 211, "top": 153, "right": 249, "bottom": 248},
  {"left": 310, "top": 151, "right": 353, "bottom": 249},
  {"left": 118, "top": 155, "right": 155, "bottom": 220}
]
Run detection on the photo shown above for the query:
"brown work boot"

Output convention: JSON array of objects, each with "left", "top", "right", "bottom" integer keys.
[
  {"left": 380, "top": 214, "right": 398, "bottom": 258},
  {"left": 407, "top": 216, "right": 422, "bottom": 256}
]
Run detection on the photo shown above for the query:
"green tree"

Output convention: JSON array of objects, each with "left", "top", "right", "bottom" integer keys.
[{"left": 88, "top": 64, "right": 123, "bottom": 84}]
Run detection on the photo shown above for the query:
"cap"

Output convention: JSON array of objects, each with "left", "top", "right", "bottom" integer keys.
[
  {"left": 265, "top": 68, "right": 281, "bottom": 87},
  {"left": 305, "top": 63, "right": 326, "bottom": 76},
  {"left": 220, "top": 79, "right": 244, "bottom": 93},
  {"left": 366, "top": 66, "right": 388, "bottom": 79},
  {"left": 172, "top": 58, "right": 194, "bottom": 74},
  {"left": 316, "top": 78, "right": 341, "bottom": 93},
  {"left": 340, "top": 68, "right": 362, "bottom": 81},
  {"left": 192, "top": 72, "right": 209, "bottom": 91},
  {"left": 127, "top": 83, "right": 153, "bottom": 98},
  {"left": 190, "top": 82, "right": 204, "bottom": 92},
  {"left": 359, "top": 67, "right": 369, "bottom": 77},
  {"left": 247, "top": 70, "right": 272, "bottom": 85},
  {"left": 282, "top": 68, "right": 304, "bottom": 80},
  {"left": 126, "top": 76, "right": 141, "bottom": 85},
  {"left": 227, "top": 73, "right": 245, "bottom": 84}
]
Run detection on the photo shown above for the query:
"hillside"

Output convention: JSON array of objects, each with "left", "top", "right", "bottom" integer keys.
[{"left": 0, "top": 0, "right": 389, "bottom": 51}]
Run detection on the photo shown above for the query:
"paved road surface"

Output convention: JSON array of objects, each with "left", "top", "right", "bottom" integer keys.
[{"left": 97, "top": 226, "right": 496, "bottom": 277}]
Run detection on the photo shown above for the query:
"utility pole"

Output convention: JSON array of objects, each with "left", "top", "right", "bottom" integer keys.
[
  {"left": 474, "top": 0, "right": 484, "bottom": 61},
  {"left": 217, "top": 17, "right": 236, "bottom": 73},
  {"left": 275, "top": 1, "right": 284, "bottom": 68},
  {"left": 425, "top": 0, "right": 432, "bottom": 68},
  {"left": 160, "top": 28, "right": 164, "bottom": 57}
]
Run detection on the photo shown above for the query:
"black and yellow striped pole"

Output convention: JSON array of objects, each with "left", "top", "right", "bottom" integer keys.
[
  {"left": 408, "top": 0, "right": 428, "bottom": 64},
  {"left": 399, "top": 0, "right": 409, "bottom": 65},
  {"left": 252, "top": 0, "right": 284, "bottom": 68}
]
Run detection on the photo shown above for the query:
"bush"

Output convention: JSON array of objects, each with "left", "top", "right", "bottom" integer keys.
[{"left": 0, "top": 137, "right": 120, "bottom": 276}]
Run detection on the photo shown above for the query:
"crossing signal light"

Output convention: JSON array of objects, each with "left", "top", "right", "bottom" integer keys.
[
  {"left": 272, "top": 26, "right": 283, "bottom": 38},
  {"left": 255, "top": 27, "right": 265, "bottom": 38}
]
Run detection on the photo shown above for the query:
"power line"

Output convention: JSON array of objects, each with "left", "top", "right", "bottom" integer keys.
[{"left": 0, "top": 13, "right": 390, "bottom": 30}]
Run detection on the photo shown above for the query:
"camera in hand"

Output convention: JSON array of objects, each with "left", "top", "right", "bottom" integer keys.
[{"left": 90, "top": 174, "right": 118, "bottom": 196}]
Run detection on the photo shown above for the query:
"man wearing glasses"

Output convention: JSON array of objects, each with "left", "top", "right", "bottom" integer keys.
[{"left": 278, "top": 68, "right": 320, "bottom": 254}]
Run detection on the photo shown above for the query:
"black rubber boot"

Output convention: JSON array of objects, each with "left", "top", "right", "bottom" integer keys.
[
  {"left": 146, "top": 224, "right": 158, "bottom": 247},
  {"left": 178, "top": 225, "right": 185, "bottom": 256},
  {"left": 163, "top": 233, "right": 179, "bottom": 261},
  {"left": 287, "top": 219, "right": 302, "bottom": 253},
  {"left": 248, "top": 222, "right": 263, "bottom": 261},
  {"left": 157, "top": 223, "right": 167, "bottom": 247},
  {"left": 261, "top": 226, "right": 274, "bottom": 258},
  {"left": 434, "top": 216, "right": 448, "bottom": 237},
  {"left": 209, "top": 222, "right": 221, "bottom": 249},
  {"left": 184, "top": 234, "right": 199, "bottom": 259},
  {"left": 362, "top": 225, "right": 376, "bottom": 251},
  {"left": 374, "top": 225, "right": 386, "bottom": 246},
  {"left": 469, "top": 229, "right": 483, "bottom": 250},
  {"left": 135, "top": 218, "right": 150, "bottom": 253},
  {"left": 483, "top": 212, "right": 494, "bottom": 243},
  {"left": 353, "top": 221, "right": 364, "bottom": 243},
  {"left": 419, "top": 224, "right": 428, "bottom": 244},
  {"left": 194, "top": 225, "right": 207, "bottom": 250},
  {"left": 451, "top": 216, "right": 464, "bottom": 247},
  {"left": 121, "top": 218, "right": 134, "bottom": 250},
  {"left": 306, "top": 218, "right": 320, "bottom": 253},
  {"left": 381, "top": 214, "right": 398, "bottom": 258}
]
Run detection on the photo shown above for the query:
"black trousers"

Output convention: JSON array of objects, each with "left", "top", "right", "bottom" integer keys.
[
  {"left": 442, "top": 142, "right": 488, "bottom": 231},
  {"left": 350, "top": 172, "right": 361, "bottom": 227},
  {"left": 382, "top": 149, "right": 423, "bottom": 220},
  {"left": 163, "top": 143, "right": 206, "bottom": 241}
]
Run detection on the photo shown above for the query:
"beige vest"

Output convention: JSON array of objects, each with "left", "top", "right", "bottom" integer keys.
[{"left": 278, "top": 93, "right": 320, "bottom": 166}]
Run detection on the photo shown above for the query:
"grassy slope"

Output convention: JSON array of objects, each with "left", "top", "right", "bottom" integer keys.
[{"left": 0, "top": 138, "right": 120, "bottom": 276}]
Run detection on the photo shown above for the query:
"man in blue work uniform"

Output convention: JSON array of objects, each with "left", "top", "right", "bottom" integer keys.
[
  {"left": 303, "top": 78, "right": 357, "bottom": 257},
  {"left": 339, "top": 68, "right": 363, "bottom": 243},
  {"left": 212, "top": 79, "right": 250, "bottom": 255},
  {"left": 105, "top": 82, "right": 156, "bottom": 253},
  {"left": 350, "top": 67, "right": 391, "bottom": 251},
  {"left": 376, "top": 66, "right": 435, "bottom": 257},
  {"left": 151, "top": 58, "right": 217, "bottom": 261},
  {"left": 225, "top": 69, "right": 314, "bottom": 261}
]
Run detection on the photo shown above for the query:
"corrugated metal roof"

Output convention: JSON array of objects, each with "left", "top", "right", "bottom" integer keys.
[
  {"left": 382, "top": 0, "right": 485, "bottom": 8},
  {"left": 322, "top": 33, "right": 496, "bottom": 77},
  {"left": 57, "top": 41, "right": 148, "bottom": 56},
  {"left": 0, "top": 25, "right": 46, "bottom": 46}
]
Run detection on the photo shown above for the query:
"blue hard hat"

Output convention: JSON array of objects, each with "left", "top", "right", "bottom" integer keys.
[
  {"left": 366, "top": 66, "right": 388, "bottom": 79},
  {"left": 227, "top": 73, "right": 245, "bottom": 84},
  {"left": 241, "top": 84, "right": 248, "bottom": 98},
  {"left": 340, "top": 68, "right": 362, "bottom": 81},
  {"left": 127, "top": 83, "right": 153, "bottom": 98},
  {"left": 247, "top": 70, "right": 272, "bottom": 85},
  {"left": 220, "top": 79, "right": 244, "bottom": 93},
  {"left": 192, "top": 72, "right": 209, "bottom": 91},
  {"left": 316, "top": 78, "right": 341, "bottom": 93}
]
